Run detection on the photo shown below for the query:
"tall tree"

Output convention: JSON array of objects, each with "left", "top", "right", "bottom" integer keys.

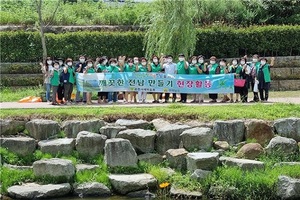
[{"left": 143, "top": 0, "right": 197, "bottom": 58}]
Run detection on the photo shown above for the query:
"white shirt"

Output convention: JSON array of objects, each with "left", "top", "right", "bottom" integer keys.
[{"left": 163, "top": 62, "right": 176, "bottom": 74}]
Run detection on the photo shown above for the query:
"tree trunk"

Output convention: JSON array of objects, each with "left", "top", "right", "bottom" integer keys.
[{"left": 36, "top": 0, "right": 47, "bottom": 63}]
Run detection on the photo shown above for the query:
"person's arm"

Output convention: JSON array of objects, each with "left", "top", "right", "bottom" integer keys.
[
  {"left": 184, "top": 61, "right": 189, "bottom": 69},
  {"left": 147, "top": 63, "right": 152, "bottom": 72},
  {"left": 135, "top": 64, "right": 139, "bottom": 72},
  {"left": 76, "top": 64, "right": 82, "bottom": 72},
  {"left": 94, "top": 57, "right": 100, "bottom": 68},
  {"left": 270, "top": 57, "right": 275, "bottom": 67},
  {"left": 196, "top": 65, "right": 202, "bottom": 74}
]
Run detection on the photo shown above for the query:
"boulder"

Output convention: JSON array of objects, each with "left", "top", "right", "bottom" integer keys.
[
  {"left": 38, "top": 138, "right": 75, "bottom": 155},
  {"left": 219, "top": 156, "right": 264, "bottom": 170},
  {"left": 33, "top": 158, "right": 75, "bottom": 181},
  {"left": 274, "top": 118, "right": 300, "bottom": 142},
  {"left": 186, "top": 152, "right": 219, "bottom": 172},
  {"left": 76, "top": 164, "right": 99, "bottom": 173},
  {"left": 75, "top": 131, "right": 107, "bottom": 157},
  {"left": 213, "top": 120, "right": 245, "bottom": 145},
  {"left": 277, "top": 176, "right": 300, "bottom": 199},
  {"left": 236, "top": 143, "right": 264, "bottom": 160},
  {"left": 25, "top": 119, "right": 60, "bottom": 140},
  {"left": 104, "top": 138, "right": 138, "bottom": 167},
  {"left": 109, "top": 173, "right": 157, "bottom": 194},
  {"left": 7, "top": 183, "right": 71, "bottom": 199},
  {"left": 137, "top": 153, "right": 163, "bottom": 165},
  {"left": 180, "top": 127, "right": 213, "bottom": 151},
  {"left": 155, "top": 124, "right": 190, "bottom": 154},
  {"left": 213, "top": 141, "right": 230, "bottom": 151},
  {"left": 115, "top": 119, "right": 150, "bottom": 129},
  {"left": 0, "top": 137, "right": 36, "bottom": 156},
  {"left": 170, "top": 187, "right": 202, "bottom": 199},
  {"left": 151, "top": 118, "right": 170, "bottom": 130},
  {"left": 245, "top": 119, "right": 274, "bottom": 146},
  {"left": 166, "top": 148, "right": 188, "bottom": 171},
  {"left": 0, "top": 119, "right": 26, "bottom": 135},
  {"left": 116, "top": 129, "right": 156, "bottom": 154},
  {"left": 184, "top": 120, "right": 213, "bottom": 129},
  {"left": 265, "top": 136, "right": 299, "bottom": 156},
  {"left": 191, "top": 169, "right": 212, "bottom": 181},
  {"left": 73, "top": 182, "right": 111, "bottom": 197},
  {"left": 99, "top": 125, "right": 126, "bottom": 139},
  {"left": 62, "top": 119, "right": 106, "bottom": 138}
]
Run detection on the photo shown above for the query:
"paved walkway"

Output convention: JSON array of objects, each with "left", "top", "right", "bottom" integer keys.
[{"left": 1, "top": 97, "right": 299, "bottom": 109}]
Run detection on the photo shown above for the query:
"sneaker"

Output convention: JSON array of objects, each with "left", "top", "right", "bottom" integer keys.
[
  {"left": 108, "top": 101, "right": 113, "bottom": 104},
  {"left": 163, "top": 100, "right": 169, "bottom": 103},
  {"left": 199, "top": 100, "right": 204, "bottom": 103},
  {"left": 209, "top": 99, "right": 217, "bottom": 103},
  {"left": 172, "top": 98, "right": 176, "bottom": 103},
  {"left": 190, "top": 100, "right": 196, "bottom": 103},
  {"left": 230, "top": 99, "right": 234, "bottom": 103}
]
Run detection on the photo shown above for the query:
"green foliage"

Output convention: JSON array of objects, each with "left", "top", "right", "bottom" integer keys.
[
  {"left": 0, "top": 86, "right": 44, "bottom": 102},
  {"left": 170, "top": 172, "right": 202, "bottom": 192},
  {"left": 0, "top": 167, "right": 35, "bottom": 193},
  {"left": 33, "top": 150, "right": 53, "bottom": 161},
  {"left": 0, "top": 147, "right": 35, "bottom": 165},
  {"left": 0, "top": 63, "right": 41, "bottom": 74},
  {"left": 1, "top": 26, "right": 300, "bottom": 63},
  {"left": 35, "top": 174, "right": 73, "bottom": 184},
  {"left": 1, "top": 76, "right": 44, "bottom": 87}
]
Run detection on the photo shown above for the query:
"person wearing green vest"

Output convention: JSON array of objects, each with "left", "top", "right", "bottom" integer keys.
[
  {"left": 239, "top": 57, "right": 251, "bottom": 103},
  {"left": 62, "top": 58, "right": 75, "bottom": 104},
  {"left": 256, "top": 57, "right": 275, "bottom": 102},
  {"left": 229, "top": 58, "right": 243, "bottom": 103},
  {"left": 95, "top": 56, "right": 109, "bottom": 104},
  {"left": 123, "top": 58, "right": 137, "bottom": 103},
  {"left": 219, "top": 59, "right": 230, "bottom": 103},
  {"left": 189, "top": 56, "right": 204, "bottom": 103},
  {"left": 148, "top": 55, "right": 162, "bottom": 103},
  {"left": 136, "top": 57, "right": 149, "bottom": 103},
  {"left": 107, "top": 58, "right": 121, "bottom": 104},
  {"left": 207, "top": 56, "right": 221, "bottom": 103},
  {"left": 83, "top": 59, "right": 96, "bottom": 105},
  {"left": 197, "top": 55, "right": 208, "bottom": 103},
  {"left": 249, "top": 54, "right": 261, "bottom": 102},
  {"left": 50, "top": 61, "right": 60, "bottom": 105},
  {"left": 176, "top": 53, "right": 189, "bottom": 103}
]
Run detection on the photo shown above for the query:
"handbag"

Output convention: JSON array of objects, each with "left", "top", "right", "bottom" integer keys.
[{"left": 234, "top": 79, "right": 246, "bottom": 87}]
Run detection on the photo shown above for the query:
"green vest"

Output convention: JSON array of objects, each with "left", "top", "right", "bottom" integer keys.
[
  {"left": 188, "top": 64, "right": 198, "bottom": 74},
  {"left": 124, "top": 64, "right": 136, "bottom": 72},
  {"left": 87, "top": 68, "right": 95, "bottom": 73},
  {"left": 107, "top": 65, "right": 120, "bottom": 73},
  {"left": 257, "top": 64, "right": 271, "bottom": 82},
  {"left": 150, "top": 63, "right": 161, "bottom": 72},
  {"left": 97, "top": 64, "right": 106, "bottom": 72},
  {"left": 138, "top": 65, "right": 148, "bottom": 72},
  {"left": 50, "top": 70, "right": 60, "bottom": 86},
  {"left": 177, "top": 61, "right": 187, "bottom": 74},
  {"left": 208, "top": 63, "right": 219, "bottom": 74},
  {"left": 67, "top": 67, "right": 75, "bottom": 84}
]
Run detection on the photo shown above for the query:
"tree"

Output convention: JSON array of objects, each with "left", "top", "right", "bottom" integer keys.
[{"left": 142, "top": 0, "right": 197, "bottom": 59}]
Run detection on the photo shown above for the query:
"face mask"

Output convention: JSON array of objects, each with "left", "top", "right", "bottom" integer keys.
[
  {"left": 47, "top": 60, "right": 52, "bottom": 65},
  {"left": 167, "top": 58, "right": 172, "bottom": 63},
  {"left": 103, "top": 60, "right": 108, "bottom": 65},
  {"left": 142, "top": 62, "right": 147, "bottom": 66},
  {"left": 128, "top": 63, "right": 133, "bottom": 66},
  {"left": 192, "top": 60, "right": 197, "bottom": 64},
  {"left": 232, "top": 60, "right": 237, "bottom": 65},
  {"left": 153, "top": 58, "right": 158, "bottom": 63},
  {"left": 220, "top": 62, "right": 225, "bottom": 66},
  {"left": 252, "top": 58, "right": 258, "bottom": 62},
  {"left": 198, "top": 59, "right": 204, "bottom": 64},
  {"left": 88, "top": 63, "right": 93, "bottom": 67},
  {"left": 111, "top": 63, "right": 116, "bottom": 67},
  {"left": 54, "top": 65, "right": 59, "bottom": 69},
  {"left": 134, "top": 60, "right": 139, "bottom": 64},
  {"left": 80, "top": 58, "right": 85, "bottom": 63},
  {"left": 179, "top": 57, "right": 184, "bottom": 62},
  {"left": 210, "top": 60, "right": 216, "bottom": 65},
  {"left": 59, "top": 61, "right": 63, "bottom": 66},
  {"left": 67, "top": 62, "right": 72, "bottom": 66},
  {"left": 240, "top": 61, "right": 245, "bottom": 65},
  {"left": 261, "top": 61, "right": 266, "bottom": 65}
]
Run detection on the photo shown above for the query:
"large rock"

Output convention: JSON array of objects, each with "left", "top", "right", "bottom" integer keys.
[
  {"left": 109, "top": 174, "right": 157, "bottom": 194},
  {"left": 274, "top": 118, "right": 300, "bottom": 142},
  {"left": 75, "top": 131, "right": 107, "bottom": 157},
  {"left": 99, "top": 125, "right": 126, "bottom": 139},
  {"left": 76, "top": 164, "right": 99, "bottom": 173},
  {"left": 0, "top": 137, "right": 36, "bottom": 156},
  {"left": 236, "top": 143, "right": 264, "bottom": 159},
  {"left": 191, "top": 169, "right": 212, "bottom": 181},
  {"left": 213, "top": 120, "right": 245, "bottom": 145},
  {"left": 73, "top": 182, "right": 111, "bottom": 197},
  {"left": 166, "top": 148, "right": 188, "bottom": 171},
  {"left": 0, "top": 119, "right": 26, "bottom": 135},
  {"left": 170, "top": 187, "right": 202, "bottom": 199},
  {"left": 33, "top": 158, "right": 75, "bottom": 181},
  {"left": 156, "top": 124, "right": 190, "bottom": 154},
  {"left": 245, "top": 119, "right": 274, "bottom": 146},
  {"left": 213, "top": 141, "right": 230, "bottom": 151},
  {"left": 219, "top": 156, "right": 264, "bottom": 170},
  {"left": 115, "top": 119, "right": 150, "bottom": 129},
  {"left": 186, "top": 152, "right": 219, "bottom": 172},
  {"left": 137, "top": 153, "right": 163, "bottom": 165},
  {"left": 104, "top": 138, "right": 138, "bottom": 167},
  {"left": 265, "top": 136, "right": 299, "bottom": 156},
  {"left": 180, "top": 127, "right": 213, "bottom": 151},
  {"left": 151, "top": 118, "right": 171, "bottom": 130},
  {"left": 184, "top": 120, "right": 213, "bottom": 129},
  {"left": 277, "top": 176, "right": 300, "bottom": 199},
  {"left": 116, "top": 129, "right": 156, "bottom": 154},
  {"left": 62, "top": 119, "right": 106, "bottom": 138},
  {"left": 25, "top": 119, "right": 60, "bottom": 140},
  {"left": 38, "top": 138, "right": 75, "bottom": 155},
  {"left": 7, "top": 183, "right": 71, "bottom": 199}
]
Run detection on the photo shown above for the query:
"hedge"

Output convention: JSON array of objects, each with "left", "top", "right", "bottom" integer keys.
[
  {"left": 1, "top": 25, "right": 299, "bottom": 62},
  {"left": 0, "top": 63, "right": 40, "bottom": 74}
]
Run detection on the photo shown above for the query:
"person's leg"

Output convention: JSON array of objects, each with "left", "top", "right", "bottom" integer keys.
[
  {"left": 138, "top": 91, "right": 142, "bottom": 102},
  {"left": 165, "top": 93, "right": 170, "bottom": 102},
  {"left": 113, "top": 92, "right": 118, "bottom": 102},
  {"left": 76, "top": 90, "right": 81, "bottom": 102},
  {"left": 182, "top": 93, "right": 187, "bottom": 103},
  {"left": 172, "top": 93, "right": 177, "bottom": 102},
  {"left": 108, "top": 92, "right": 113, "bottom": 103},
  {"left": 63, "top": 83, "right": 69, "bottom": 103},
  {"left": 124, "top": 92, "right": 129, "bottom": 102},
  {"left": 52, "top": 86, "right": 58, "bottom": 104},
  {"left": 83, "top": 92, "right": 87, "bottom": 103},
  {"left": 259, "top": 89, "right": 264, "bottom": 101},
  {"left": 46, "top": 83, "right": 51, "bottom": 102},
  {"left": 230, "top": 93, "right": 234, "bottom": 102},
  {"left": 199, "top": 94, "right": 204, "bottom": 103},
  {"left": 69, "top": 84, "right": 73, "bottom": 102},
  {"left": 152, "top": 93, "right": 156, "bottom": 102},
  {"left": 143, "top": 92, "right": 147, "bottom": 103}
]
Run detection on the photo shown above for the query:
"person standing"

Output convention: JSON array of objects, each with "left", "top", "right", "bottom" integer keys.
[
  {"left": 107, "top": 58, "right": 121, "bottom": 104},
  {"left": 257, "top": 57, "right": 275, "bottom": 102},
  {"left": 229, "top": 58, "right": 243, "bottom": 103},
  {"left": 148, "top": 55, "right": 162, "bottom": 103},
  {"left": 239, "top": 57, "right": 251, "bottom": 103},
  {"left": 123, "top": 58, "right": 137, "bottom": 103},
  {"left": 136, "top": 57, "right": 149, "bottom": 103},
  {"left": 176, "top": 54, "right": 189, "bottom": 103},
  {"left": 75, "top": 55, "right": 87, "bottom": 103},
  {"left": 83, "top": 59, "right": 96, "bottom": 105},
  {"left": 207, "top": 56, "right": 220, "bottom": 103},
  {"left": 189, "top": 56, "right": 204, "bottom": 103},
  {"left": 62, "top": 58, "right": 75, "bottom": 104},
  {"left": 50, "top": 61, "right": 60, "bottom": 105},
  {"left": 249, "top": 54, "right": 260, "bottom": 102},
  {"left": 40, "top": 57, "right": 53, "bottom": 103},
  {"left": 96, "top": 56, "right": 109, "bottom": 104},
  {"left": 162, "top": 55, "right": 177, "bottom": 103}
]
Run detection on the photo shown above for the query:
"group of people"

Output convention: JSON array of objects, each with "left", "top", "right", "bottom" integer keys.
[{"left": 41, "top": 54, "right": 275, "bottom": 105}]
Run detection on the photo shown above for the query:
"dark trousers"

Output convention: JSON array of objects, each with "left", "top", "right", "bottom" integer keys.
[
  {"left": 240, "top": 86, "right": 248, "bottom": 102},
  {"left": 259, "top": 82, "right": 270, "bottom": 101},
  {"left": 180, "top": 93, "right": 187, "bottom": 102},
  {"left": 64, "top": 83, "right": 73, "bottom": 102},
  {"left": 52, "top": 86, "right": 58, "bottom": 103},
  {"left": 165, "top": 93, "right": 176, "bottom": 101},
  {"left": 98, "top": 92, "right": 108, "bottom": 100},
  {"left": 209, "top": 93, "right": 218, "bottom": 100},
  {"left": 250, "top": 81, "right": 259, "bottom": 102},
  {"left": 57, "top": 84, "right": 64, "bottom": 101}
]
